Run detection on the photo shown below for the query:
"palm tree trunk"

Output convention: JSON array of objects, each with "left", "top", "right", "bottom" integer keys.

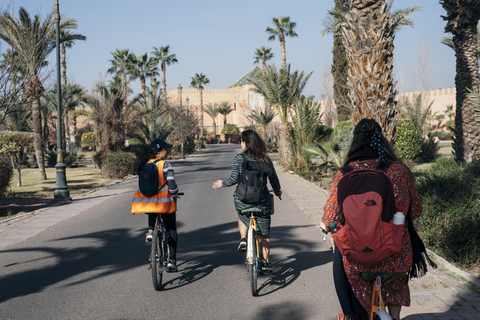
[
  {"left": 343, "top": 0, "right": 398, "bottom": 141},
  {"left": 280, "top": 37, "right": 286, "bottom": 69},
  {"left": 162, "top": 62, "right": 167, "bottom": 95},
  {"left": 32, "top": 96, "right": 47, "bottom": 179},
  {"left": 61, "top": 44, "right": 67, "bottom": 86},
  {"left": 262, "top": 60, "right": 267, "bottom": 76},
  {"left": 140, "top": 75, "right": 146, "bottom": 96},
  {"left": 200, "top": 90, "right": 204, "bottom": 135},
  {"left": 452, "top": 23, "right": 480, "bottom": 162},
  {"left": 121, "top": 69, "right": 127, "bottom": 110},
  {"left": 279, "top": 123, "right": 295, "bottom": 169}
]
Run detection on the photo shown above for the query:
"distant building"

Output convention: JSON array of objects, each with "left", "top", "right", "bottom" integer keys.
[{"left": 166, "top": 67, "right": 281, "bottom": 134}]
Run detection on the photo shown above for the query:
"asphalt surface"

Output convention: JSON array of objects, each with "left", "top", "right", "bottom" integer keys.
[{"left": 1, "top": 144, "right": 479, "bottom": 319}]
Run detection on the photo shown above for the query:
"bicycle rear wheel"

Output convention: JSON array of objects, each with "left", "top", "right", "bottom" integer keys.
[
  {"left": 151, "top": 230, "right": 164, "bottom": 290},
  {"left": 247, "top": 227, "right": 258, "bottom": 296}
]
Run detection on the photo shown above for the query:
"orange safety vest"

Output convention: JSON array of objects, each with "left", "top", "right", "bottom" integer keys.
[{"left": 130, "top": 159, "right": 177, "bottom": 214}]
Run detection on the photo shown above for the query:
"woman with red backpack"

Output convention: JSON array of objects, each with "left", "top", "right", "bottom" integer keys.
[{"left": 322, "top": 119, "right": 429, "bottom": 320}]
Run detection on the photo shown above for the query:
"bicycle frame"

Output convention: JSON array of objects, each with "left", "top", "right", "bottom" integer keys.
[{"left": 246, "top": 214, "right": 261, "bottom": 265}]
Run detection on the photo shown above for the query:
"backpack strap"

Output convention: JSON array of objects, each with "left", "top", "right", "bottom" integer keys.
[{"left": 339, "top": 165, "right": 353, "bottom": 175}]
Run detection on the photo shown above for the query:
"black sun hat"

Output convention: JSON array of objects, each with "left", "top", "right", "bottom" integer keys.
[{"left": 150, "top": 139, "right": 173, "bottom": 153}]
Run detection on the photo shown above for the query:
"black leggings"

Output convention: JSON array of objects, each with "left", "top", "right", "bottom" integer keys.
[{"left": 148, "top": 213, "right": 177, "bottom": 261}]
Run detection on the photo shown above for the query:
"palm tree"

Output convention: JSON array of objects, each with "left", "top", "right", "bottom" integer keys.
[
  {"left": 320, "top": 0, "right": 421, "bottom": 122},
  {"left": 266, "top": 16, "right": 298, "bottom": 69},
  {"left": 253, "top": 47, "right": 274, "bottom": 76},
  {"left": 292, "top": 95, "right": 323, "bottom": 171},
  {"left": 59, "top": 29, "right": 86, "bottom": 86},
  {"left": 440, "top": 0, "right": 480, "bottom": 162},
  {"left": 217, "top": 101, "right": 234, "bottom": 126},
  {"left": 0, "top": 7, "right": 79, "bottom": 179},
  {"left": 248, "top": 104, "right": 276, "bottom": 139},
  {"left": 204, "top": 102, "right": 219, "bottom": 135},
  {"left": 190, "top": 73, "right": 210, "bottom": 135},
  {"left": 248, "top": 64, "right": 311, "bottom": 168},
  {"left": 441, "top": 21, "right": 480, "bottom": 63},
  {"left": 129, "top": 53, "right": 158, "bottom": 96},
  {"left": 108, "top": 49, "right": 134, "bottom": 109},
  {"left": 151, "top": 45, "right": 178, "bottom": 95},
  {"left": 342, "top": 0, "right": 399, "bottom": 141}
]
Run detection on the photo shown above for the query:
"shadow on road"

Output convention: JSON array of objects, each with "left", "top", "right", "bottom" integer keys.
[
  {"left": 0, "top": 228, "right": 145, "bottom": 304},
  {"left": 161, "top": 221, "right": 333, "bottom": 294}
]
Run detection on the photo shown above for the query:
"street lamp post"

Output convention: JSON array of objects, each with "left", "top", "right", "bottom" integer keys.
[
  {"left": 178, "top": 85, "right": 185, "bottom": 159},
  {"left": 54, "top": 0, "right": 70, "bottom": 200}
]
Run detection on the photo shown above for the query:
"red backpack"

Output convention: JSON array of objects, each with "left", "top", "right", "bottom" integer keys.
[{"left": 331, "top": 162, "right": 404, "bottom": 265}]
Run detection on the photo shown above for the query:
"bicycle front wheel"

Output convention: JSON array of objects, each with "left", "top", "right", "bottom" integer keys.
[
  {"left": 247, "top": 227, "right": 258, "bottom": 296},
  {"left": 151, "top": 230, "right": 164, "bottom": 291}
]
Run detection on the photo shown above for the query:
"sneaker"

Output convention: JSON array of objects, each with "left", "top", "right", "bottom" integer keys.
[
  {"left": 145, "top": 231, "right": 153, "bottom": 243},
  {"left": 237, "top": 238, "right": 247, "bottom": 253},
  {"left": 262, "top": 261, "right": 272, "bottom": 273},
  {"left": 167, "top": 259, "right": 177, "bottom": 272}
]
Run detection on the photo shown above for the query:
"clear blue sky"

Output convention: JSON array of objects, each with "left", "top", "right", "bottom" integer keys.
[{"left": 1, "top": 0, "right": 455, "bottom": 100}]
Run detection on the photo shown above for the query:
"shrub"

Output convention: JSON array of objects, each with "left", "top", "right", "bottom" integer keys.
[
  {"left": 0, "top": 154, "right": 13, "bottom": 197},
  {"left": 418, "top": 137, "right": 440, "bottom": 163},
  {"left": 64, "top": 150, "right": 85, "bottom": 167},
  {"left": 429, "top": 131, "right": 451, "bottom": 141},
  {"left": 445, "top": 120, "right": 455, "bottom": 131},
  {"left": 265, "top": 137, "right": 278, "bottom": 153},
  {"left": 102, "top": 152, "right": 137, "bottom": 179},
  {"left": 195, "top": 137, "right": 206, "bottom": 149},
  {"left": 222, "top": 124, "right": 240, "bottom": 135},
  {"left": 45, "top": 149, "right": 57, "bottom": 167},
  {"left": 416, "top": 158, "right": 480, "bottom": 270},
  {"left": 81, "top": 132, "right": 97, "bottom": 149},
  {"left": 316, "top": 125, "right": 334, "bottom": 138},
  {"left": 428, "top": 156, "right": 459, "bottom": 176},
  {"left": 395, "top": 119, "right": 421, "bottom": 160},
  {"left": 334, "top": 120, "right": 353, "bottom": 133}
]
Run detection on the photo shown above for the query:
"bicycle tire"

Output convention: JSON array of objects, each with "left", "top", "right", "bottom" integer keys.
[
  {"left": 247, "top": 227, "right": 258, "bottom": 296},
  {"left": 151, "top": 230, "right": 163, "bottom": 291}
]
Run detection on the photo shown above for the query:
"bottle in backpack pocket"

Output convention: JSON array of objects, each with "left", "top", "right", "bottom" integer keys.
[
  {"left": 330, "top": 222, "right": 340, "bottom": 234},
  {"left": 393, "top": 207, "right": 405, "bottom": 225}
]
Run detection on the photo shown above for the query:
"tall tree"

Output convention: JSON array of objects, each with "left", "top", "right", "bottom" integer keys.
[
  {"left": 253, "top": 47, "right": 274, "bottom": 76},
  {"left": 266, "top": 16, "right": 298, "bottom": 69},
  {"left": 321, "top": 0, "right": 421, "bottom": 122},
  {"left": 0, "top": 7, "right": 78, "bottom": 179},
  {"left": 129, "top": 53, "right": 158, "bottom": 96},
  {"left": 248, "top": 64, "right": 311, "bottom": 168},
  {"left": 248, "top": 104, "right": 276, "bottom": 139},
  {"left": 190, "top": 73, "right": 210, "bottom": 135},
  {"left": 441, "top": 21, "right": 480, "bottom": 63},
  {"left": 204, "top": 102, "right": 219, "bottom": 135},
  {"left": 440, "top": 0, "right": 480, "bottom": 162},
  {"left": 108, "top": 49, "right": 134, "bottom": 109},
  {"left": 59, "top": 29, "right": 86, "bottom": 86},
  {"left": 217, "top": 101, "right": 234, "bottom": 126},
  {"left": 152, "top": 45, "right": 178, "bottom": 95},
  {"left": 342, "top": 0, "right": 399, "bottom": 141}
]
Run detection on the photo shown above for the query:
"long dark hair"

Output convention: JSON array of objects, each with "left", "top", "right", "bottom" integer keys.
[
  {"left": 343, "top": 118, "right": 398, "bottom": 166},
  {"left": 241, "top": 129, "right": 272, "bottom": 166}
]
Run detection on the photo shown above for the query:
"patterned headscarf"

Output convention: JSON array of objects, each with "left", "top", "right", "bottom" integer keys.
[{"left": 358, "top": 118, "right": 389, "bottom": 165}]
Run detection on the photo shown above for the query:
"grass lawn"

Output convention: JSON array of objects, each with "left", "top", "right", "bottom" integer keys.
[
  {"left": 1, "top": 166, "right": 117, "bottom": 218},
  {"left": 8, "top": 166, "right": 115, "bottom": 197}
]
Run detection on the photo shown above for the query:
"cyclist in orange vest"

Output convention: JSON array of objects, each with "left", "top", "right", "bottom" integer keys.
[{"left": 131, "top": 139, "right": 179, "bottom": 272}]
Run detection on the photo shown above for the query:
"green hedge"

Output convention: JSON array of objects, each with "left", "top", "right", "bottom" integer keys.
[
  {"left": 395, "top": 119, "right": 421, "bottom": 160},
  {"left": 0, "top": 154, "right": 13, "bottom": 197},
  {"left": 102, "top": 152, "right": 137, "bottom": 179},
  {"left": 222, "top": 124, "right": 240, "bottom": 135},
  {"left": 416, "top": 157, "right": 480, "bottom": 271},
  {"left": 81, "top": 132, "right": 97, "bottom": 149}
]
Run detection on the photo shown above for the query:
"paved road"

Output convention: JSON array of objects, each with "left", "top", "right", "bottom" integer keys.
[
  {"left": 1, "top": 144, "right": 479, "bottom": 319},
  {"left": 0, "top": 145, "right": 340, "bottom": 320}
]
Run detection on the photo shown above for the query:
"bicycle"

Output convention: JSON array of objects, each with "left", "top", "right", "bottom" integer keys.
[
  {"left": 241, "top": 207, "right": 264, "bottom": 296},
  {"left": 242, "top": 191, "right": 280, "bottom": 296},
  {"left": 148, "top": 192, "right": 183, "bottom": 291}
]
